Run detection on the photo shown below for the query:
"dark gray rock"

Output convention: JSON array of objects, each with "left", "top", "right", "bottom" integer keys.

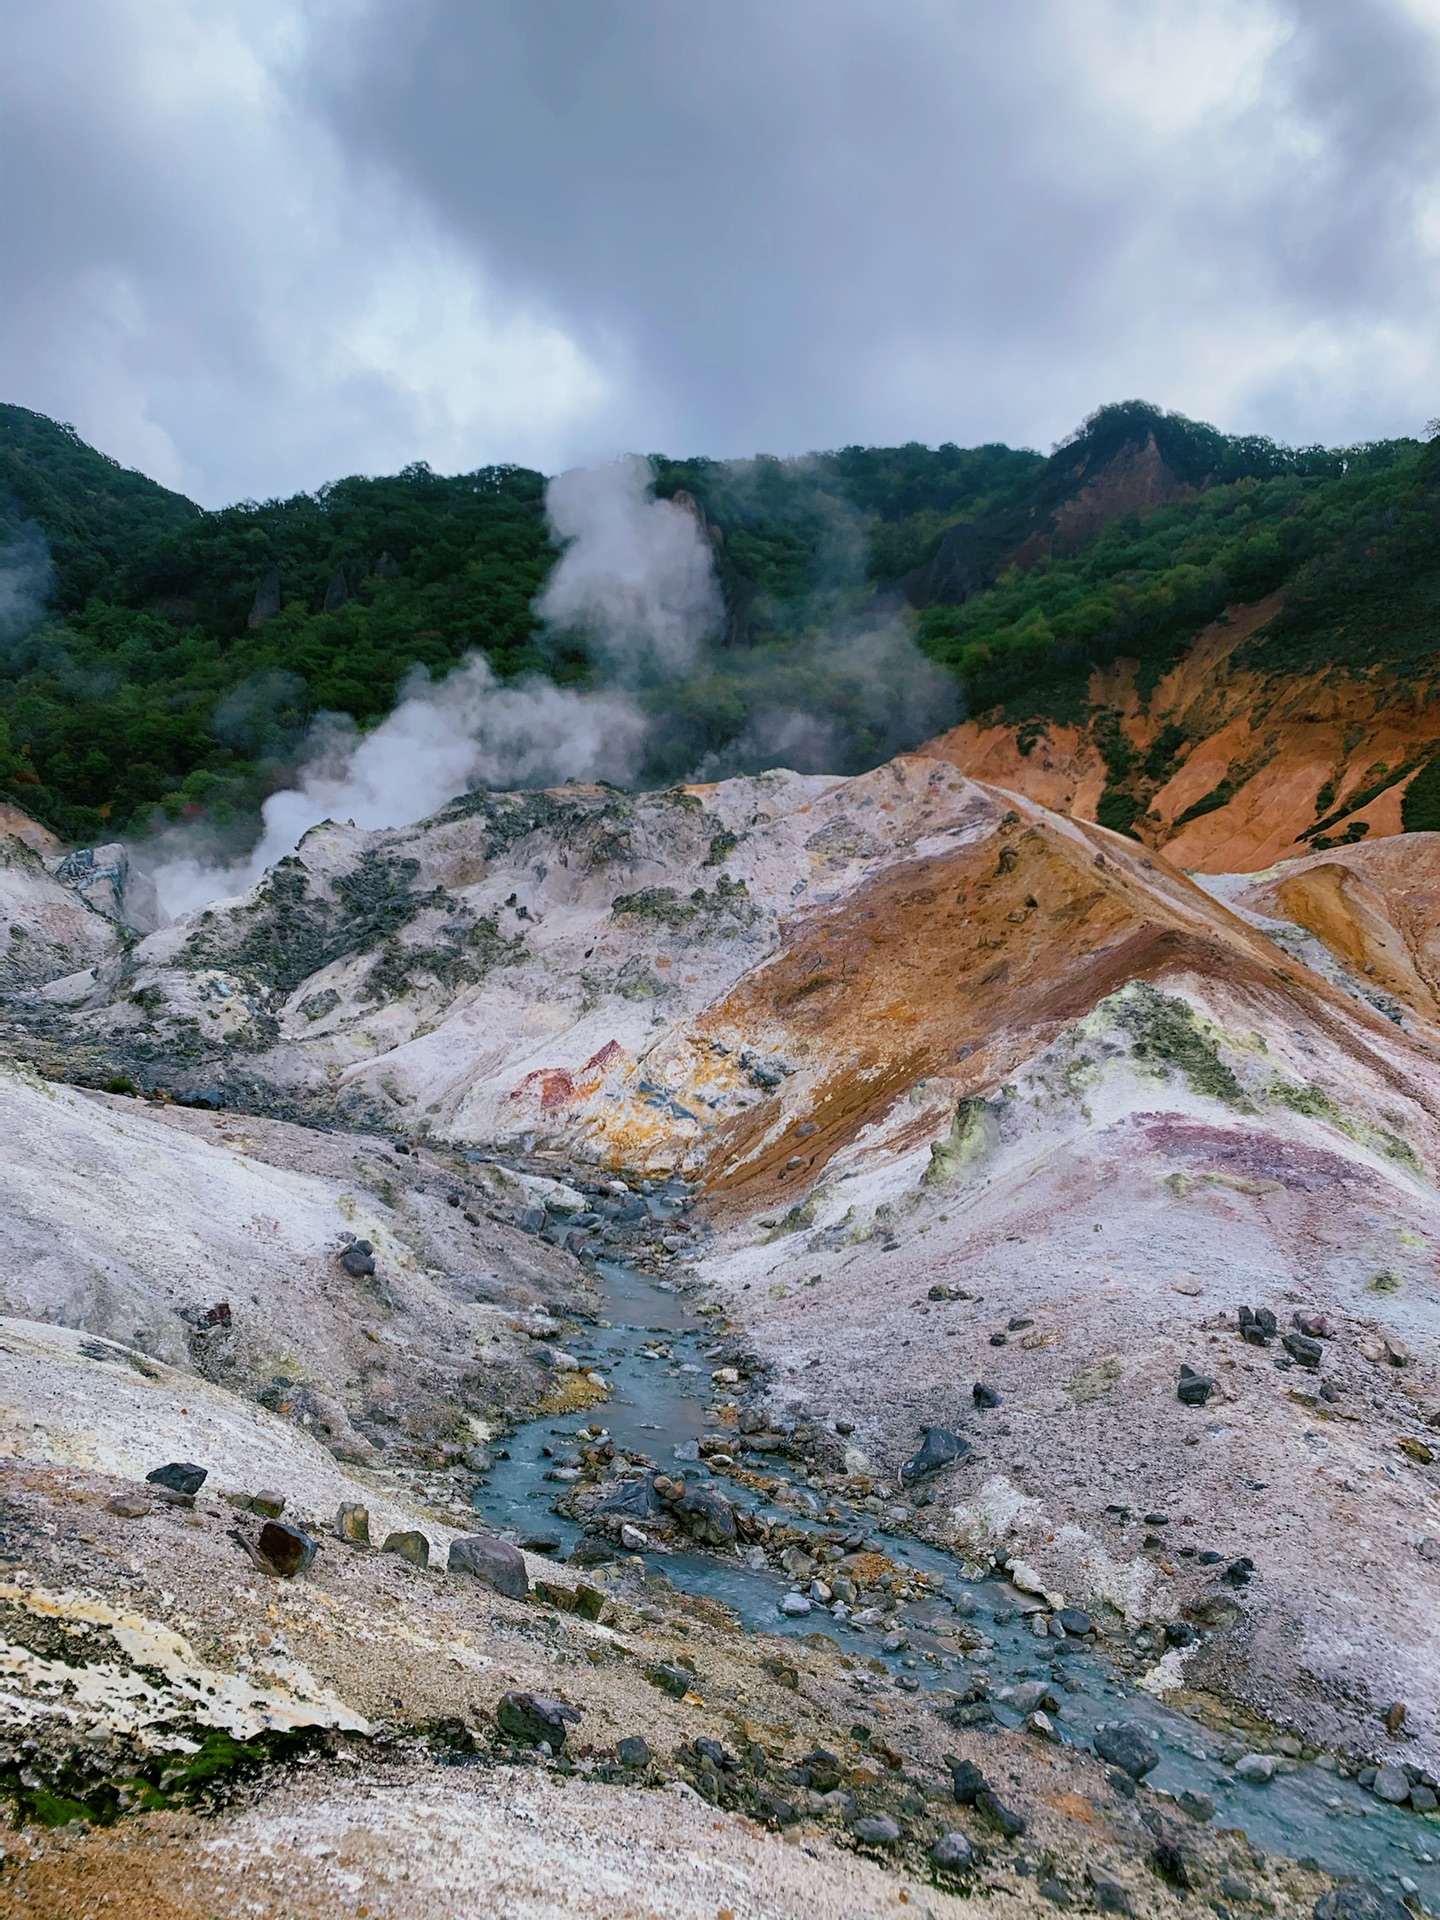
[
  {"left": 973, "top": 1382, "right": 1003, "bottom": 1409},
  {"left": 339, "top": 1243, "right": 375, "bottom": 1278},
  {"left": 259, "top": 1521, "right": 316, "bottom": 1577},
  {"left": 448, "top": 1533, "right": 528, "bottom": 1598},
  {"left": 1039, "top": 1879, "right": 1072, "bottom": 1906},
  {"left": 1093, "top": 1722, "right": 1160, "bottom": 1779},
  {"left": 673, "top": 1485, "right": 737, "bottom": 1545},
  {"left": 1056, "top": 1607, "right": 1092, "bottom": 1636},
  {"left": 146, "top": 1462, "right": 207, "bottom": 1496},
  {"left": 1314, "top": 1882, "right": 1412, "bottom": 1920},
  {"left": 899, "top": 1426, "right": 970, "bottom": 1482},
  {"left": 1370, "top": 1764, "right": 1411, "bottom": 1804},
  {"left": 597, "top": 1477, "right": 663, "bottom": 1521},
  {"left": 644, "top": 1662, "right": 693, "bottom": 1697},
  {"left": 1177, "top": 1365, "right": 1214, "bottom": 1406},
  {"left": 948, "top": 1757, "right": 987, "bottom": 1804},
  {"left": 975, "top": 1788, "right": 1026, "bottom": 1836},
  {"left": 1283, "top": 1332, "right": 1323, "bottom": 1369},
  {"left": 852, "top": 1813, "right": 902, "bottom": 1846},
  {"left": 1178, "top": 1789, "right": 1215, "bottom": 1823},
  {"left": 617, "top": 1735, "right": 651, "bottom": 1768},
  {"left": 931, "top": 1832, "right": 976, "bottom": 1871},
  {"left": 496, "top": 1691, "right": 581, "bottom": 1748},
  {"left": 1088, "top": 1868, "right": 1133, "bottom": 1914}
]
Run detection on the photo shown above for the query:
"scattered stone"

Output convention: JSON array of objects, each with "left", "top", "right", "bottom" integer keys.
[
  {"left": 517, "top": 1530, "right": 561, "bottom": 1554},
  {"left": 1234, "top": 1753, "right": 1277, "bottom": 1784},
  {"left": 1177, "top": 1790, "right": 1214, "bottom": 1823},
  {"left": 448, "top": 1534, "right": 529, "bottom": 1599},
  {"left": 251, "top": 1490, "right": 285, "bottom": 1518},
  {"left": 570, "top": 1583, "right": 605, "bottom": 1621},
  {"left": 975, "top": 1788, "right": 1026, "bottom": 1836},
  {"left": 1385, "top": 1701, "right": 1407, "bottom": 1735},
  {"left": 1009, "top": 1680, "right": 1056, "bottom": 1716},
  {"left": 1025, "top": 1710, "right": 1058, "bottom": 1740},
  {"left": 106, "top": 1490, "right": 151, "bottom": 1518},
  {"left": 1370, "top": 1764, "right": 1411, "bottom": 1804},
  {"left": 1086, "top": 1868, "right": 1133, "bottom": 1914},
  {"left": 931, "top": 1832, "right": 976, "bottom": 1871},
  {"left": 644, "top": 1662, "right": 693, "bottom": 1698},
  {"left": 497, "top": 1691, "right": 581, "bottom": 1749},
  {"left": 1283, "top": 1332, "right": 1324, "bottom": 1369},
  {"left": 1294, "top": 1311, "right": 1332, "bottom": 1339},
  {"left": 381, "top": 1530, "right": 429, "bottom": 1568},
  {"left": 1398, "top": 1436, "right": 1435, "bottom": 1465},
  {"left": 972, "top": 1382, "right": 1003, "bottom": 1409},
  {"left": 617, "top": 1735, "right": 650, "bottom": 1768},
  {"left": 1222, "top": 1556, "right": 1255, "bottom": 1586},
  {"left": 1410, "top": 1784, "right": 1438, "bottom": 1812},
  {"left": 779, "top": 1593, "right": 811, "bottom": 1617},
  {"left": 1239, "top": 1306, "right": 1277, "bottom": 1346},
  {"left": 338, "top": 1241, "right": 375, "bottom": 1278},
  {"left": 673, "top": 1485, "right": 737, "bottom": 1545},
  {"left": 619, "top": 1523, "right": 648, "bottom": 1550},
  {"left": 1093, "top": 1723, "right": 1159, "bottom": 1780},
  {"left": 335, "top": 1502, "right": 370, "bottom": 1546},
  {"left": 1057, "top": 1607, "right": 1093, "bottom": 1636},
  {"left": 146, "top": 1462, "right": 207, "bottom": 1496},
  {"left": 258, "top": 1521, "right": 316, "bottom": 1578},
  {"left": 1177, "top": 1366, "right": 1213, "bottom": 1406},
  {"left": 1142, "top": 1512, "right": 1169, "bottom": 1527},
  {"left": 1039, "top": 1879, "right": 1072, "bottom": 1906},
  {"left": 948, "top": 1757, "right": 987, "bottom": 1804},
  {"left": 1314, "top": 1881, "right": 1412, "bottom": 1920},
  {"left": 852, "top": 1813, "right": 902, "bottom": 1846},
  {"left": 899, "top": 1426, "right": 970, "bottom": 1482}
]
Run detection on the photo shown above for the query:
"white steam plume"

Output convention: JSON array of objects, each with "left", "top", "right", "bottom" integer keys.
[
  {"left": 538, "top": 454, "right": 722, "bottom": 678},
  {"left": 149, "top": 655, "right": 645, "bottom": 918},
  {"left": 0, "top": 525, "right": 53, "bottom": 649},
  {"left": 145, "top": 455, "right": 722, "bottom": 919}
]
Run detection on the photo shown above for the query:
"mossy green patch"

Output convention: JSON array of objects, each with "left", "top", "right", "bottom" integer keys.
[
  {"left": 1112, "top": 984, "right": 1249, "bottom": 1107},
  {"left": 1267, "top": 1079, "right": 1424, "bottom": 1174}
]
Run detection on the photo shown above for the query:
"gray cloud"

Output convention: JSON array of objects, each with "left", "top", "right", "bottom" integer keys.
[{"left": 2, "top": 1, "right": 1439, "bottom": 504}]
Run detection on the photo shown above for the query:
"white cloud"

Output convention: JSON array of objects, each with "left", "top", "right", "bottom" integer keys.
[{"left": 0, "top": 0, "right": 614, "bottom": 503}]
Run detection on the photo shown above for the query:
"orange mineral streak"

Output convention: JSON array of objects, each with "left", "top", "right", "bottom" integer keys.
[
  {"left": 927, "top": 596, "right": 1440, "bottom": 873},
  {"left": 510, "top": 1038, "right": 628, "bottom": 1115},
  {"left": 1236, "top": 830, "right": 1440, "bottom": 1033},
  {"left": 691, "top": 787, "right": 1440, "bottom": 1217}
]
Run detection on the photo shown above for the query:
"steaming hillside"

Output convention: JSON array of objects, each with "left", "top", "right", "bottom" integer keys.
[
  {"left": 5, "top": 399, "right": 1440, "bottom": 876},
  {"left": 3, "top": 403, "right": 1440, "bottom": 1916}
]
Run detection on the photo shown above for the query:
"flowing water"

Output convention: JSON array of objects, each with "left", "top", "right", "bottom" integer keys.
[{"left": 472, "top": 1260, "right": 1438, "bottom": 1907}]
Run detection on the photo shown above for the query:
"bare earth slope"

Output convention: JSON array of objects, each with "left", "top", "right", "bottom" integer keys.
[
  {"left": 929, "top": 601, "right": 1440, "bottom": 872},
  {"left": 1, "top": 763, "right": 1437, "bottom": 1914}
]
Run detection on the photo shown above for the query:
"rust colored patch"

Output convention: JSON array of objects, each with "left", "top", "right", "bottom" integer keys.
[{"left": 1045, "top": 1789, "right": 1103, "bottom": 1825}]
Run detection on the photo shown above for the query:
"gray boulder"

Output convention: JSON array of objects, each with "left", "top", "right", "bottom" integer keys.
[
  {"left": 496, "top": 1691, "right": 581, "bottom": 1748},
  {"left": 448, "top": 1533, "right": 529, "bottom": 1598},
  {"left": 673, "top": 1485, "right": 737, "bottom": 1545},
  {"left": 1093, "top": 1722, "right": 1160, "bottom": 1779},
  {"left": 899, "top": 1426, "right": 970, "bottom": 1482}
]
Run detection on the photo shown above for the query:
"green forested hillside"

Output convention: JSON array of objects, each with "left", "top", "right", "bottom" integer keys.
[{"left": 0, "top": 398, "right": 1435, "bottom": 844}]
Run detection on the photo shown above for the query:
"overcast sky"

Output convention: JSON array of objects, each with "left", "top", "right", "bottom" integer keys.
[{"left": 4, "top": 0, "right": 1440, "bottom": 506}]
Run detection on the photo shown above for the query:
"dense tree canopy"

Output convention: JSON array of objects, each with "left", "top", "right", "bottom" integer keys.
[{"left": 0, "top": 399, "right": 1432, "bottom": 845}]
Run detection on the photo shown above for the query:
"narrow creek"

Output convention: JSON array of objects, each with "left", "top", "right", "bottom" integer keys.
[{"left": 471, "top": 1259, "right": 1438, "bottom": 1908}]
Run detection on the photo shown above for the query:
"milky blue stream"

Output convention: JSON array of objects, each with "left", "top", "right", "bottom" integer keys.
[{"left": 470, "top": 1262, "right": 1437, "bottom": 1907}]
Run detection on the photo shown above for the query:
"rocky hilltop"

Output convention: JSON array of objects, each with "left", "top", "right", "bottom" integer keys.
[{"left": 1, "top": 749, "right": 1436, "bottom": 1917}]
